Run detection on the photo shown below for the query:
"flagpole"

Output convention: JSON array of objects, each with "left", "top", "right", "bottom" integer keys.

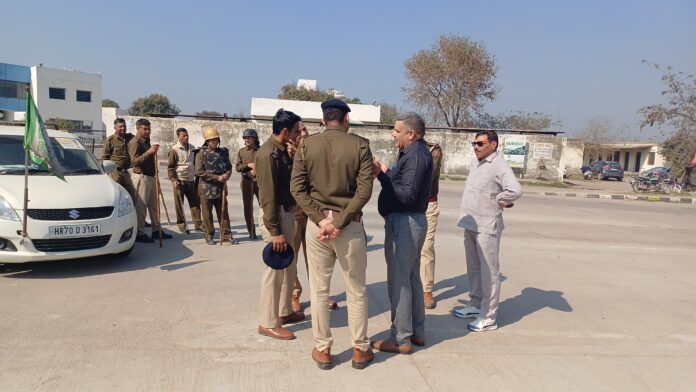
[{"left": 22, "top": 147, "right": 29, "bottom": 240}]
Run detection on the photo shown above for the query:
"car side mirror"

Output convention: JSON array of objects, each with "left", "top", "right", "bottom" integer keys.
[{"left": 102, "top": 160, "right": 117, "bottom": 174}]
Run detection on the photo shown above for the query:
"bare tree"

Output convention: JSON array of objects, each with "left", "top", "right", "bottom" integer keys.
[
  {"left": 638, "top": 62, "right": 696, "bottom": 177},
  {"left": 403, "top": 34, "right": 499, "bottom": 127},
  {"left": 475, "top": 111, "right": 562, "bottom": 131},
  {"left": 577, "top": 117, "right": 627, "bottom": 163}
]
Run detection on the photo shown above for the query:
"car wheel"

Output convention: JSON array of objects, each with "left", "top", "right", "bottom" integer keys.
[{"left": 116, "top": 244, "right": 134, "bottom": 257}]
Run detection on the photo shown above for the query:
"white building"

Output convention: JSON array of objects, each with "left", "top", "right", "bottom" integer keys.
[
  {"left": 250, "top": 98, "right": 381, "bottom": 124},
  {"left": 583, "top": 142, "right": 665, "bottom": 173},
  {"left": 30, "top": 65, "right": 102, "bottom": 131}
]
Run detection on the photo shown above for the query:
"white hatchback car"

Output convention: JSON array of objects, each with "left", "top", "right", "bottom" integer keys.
[{"left": 0, "top": 124, "right": 137, "bottom": 263}]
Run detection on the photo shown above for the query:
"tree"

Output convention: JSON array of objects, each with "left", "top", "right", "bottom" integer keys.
[
  {"left": 638, "top": 62, "right": 696, "bottom": 177},
  {"left": 102, "top": 98, "right": 120, "bottom": 108},
  {"left": 194, "top": 110, "right": 223, "bottom": 117},
  {"left": 378, "top": 102, "right": 398, "bottom": 124},
  {"left": 277, "top": 83, "right": 362, "bottom": 104},
  {"left": 577, "top": 117, "right": 626, "bottom": 162},
  {"left": 128, "top": 93, "right": 181, "bottom": 116},
  {"left": 474, "top": 111, "right": 561, "bottom": 131},
  {"left": 403, "top": 34, "right": 499, "bottom": 127}
]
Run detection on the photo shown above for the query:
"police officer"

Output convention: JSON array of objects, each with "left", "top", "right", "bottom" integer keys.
[
  {"left": 167, "top": 128, "right": 203, "bottom": 234},
  {"left": 290, "top": 99, "right": 375, "bottom": 370},
  {"left": 102, "top": 118, "right": 136, "bottom": 201},
  {"left": 256, "top": 109, "right": 305, "bottom": 341},
  {"left": 194, "top": 125, "right": 236, "bottom": 245},
  {"left": 421, "top": 141, "right": 442, "bottom": 309},
  {"left": 235, "top": 128, "right": 260, "bottom": 240}
]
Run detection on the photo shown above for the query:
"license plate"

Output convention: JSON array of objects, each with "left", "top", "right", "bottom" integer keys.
[{"left": 48, "top": 224, "right": 101, "bottom": 238}]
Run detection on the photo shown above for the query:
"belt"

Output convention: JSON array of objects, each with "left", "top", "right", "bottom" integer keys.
[
  {"left": 428, "top": 196, "right": 438, "bottom": 202},
  {"left": 322, "top": 209, "right": 362, "bottom": 223},
  {"left": 116, "top": 167, "right": 128, "bottom": 173}
]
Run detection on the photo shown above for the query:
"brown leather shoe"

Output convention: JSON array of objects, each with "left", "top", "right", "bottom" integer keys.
[
  {"left": 351, "top": 348, "right": 374, "bottom": 369},
  {"left": 424, "top": 292, "right": 436, "bottom": 309},
  {"left": 291, "top": 295, "right": 302, "bottom": 313},
  {"left": 410, "top": 335, "right": 425, "bottom": 347},
  {"left": 328, "top": 300, "right": 338, "bottom": 310},
  {"left": 280, "top": 311, "right": 305, "bottom": 325},
  {"left": 370, "top": 339, "right": 412, "bottom": 354},
  {"left": 257, "top": 325, "right": 295, "bottom": 340},
  {"left": 312, "top": 348, "right": 332, "bottom": 370}
]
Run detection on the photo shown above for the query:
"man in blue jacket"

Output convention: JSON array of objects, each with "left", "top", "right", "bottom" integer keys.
[{"left": 371, "top": 112, "right": 433, "bottom": 354}]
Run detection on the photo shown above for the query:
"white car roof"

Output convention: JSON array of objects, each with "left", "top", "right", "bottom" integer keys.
[{"left": 0, "top": 124, "right": 79, "bottom": 139}]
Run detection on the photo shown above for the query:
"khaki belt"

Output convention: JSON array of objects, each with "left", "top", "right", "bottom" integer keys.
[{"left": 322, "top": 209, "right": 362, "bottom": 223}]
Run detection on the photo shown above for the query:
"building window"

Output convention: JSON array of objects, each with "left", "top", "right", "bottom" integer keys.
[
  {"left": 76, "top": 90, "right": 91, "bottom": 102},
  {"left": 49, "top": 87, "right": 66, "bottom": 100},
  {"left": 648, "top": 152, "right": 656, "bottom": 165}
]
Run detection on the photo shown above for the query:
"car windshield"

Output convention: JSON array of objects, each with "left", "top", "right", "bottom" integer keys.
[
  {"left": 608, "top": 162, "right": 620, "bottom": 168},
  {"left": 0, "top": 135, "right": 102, "bottom": 175}
]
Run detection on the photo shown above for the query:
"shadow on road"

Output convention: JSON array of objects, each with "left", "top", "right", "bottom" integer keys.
[
  {"left": 0, "top": 234, "right": 197, "bottom": 279},
  {"left": 497, "top": 287, "right": 572, "bottom": 328}
]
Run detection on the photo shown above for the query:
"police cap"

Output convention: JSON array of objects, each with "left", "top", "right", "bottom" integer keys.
[
  {"left": 321, "top": 98, "right": 351, "bottom": 113},
  {"left": 262, "top": 243, "right": 295, "bottom": 270},
  {"left": 242, "top": 128, "right": 258, "bottom": 139}
]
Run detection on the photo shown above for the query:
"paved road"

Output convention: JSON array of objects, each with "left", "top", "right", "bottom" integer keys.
[{"left": 1, "top": 177, "right": 695, "bottom": 391}]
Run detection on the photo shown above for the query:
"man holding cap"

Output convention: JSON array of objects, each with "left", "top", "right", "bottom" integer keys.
[
  {"left": 291, "top": 98, "right": 375, "bottom": 370},
  {"left": 128, "top": 118, "right": 172, "bottom": 243},
  {"left": 256, "top": 109, "right": 305, "bottom": 340}
]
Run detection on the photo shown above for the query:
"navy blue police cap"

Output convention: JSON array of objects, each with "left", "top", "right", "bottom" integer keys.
[
  {"left": 262, "top": 242, "right": 294, "bottom": 270},
  {"left": 321, "top": 98, "right": 351, "bottom": 113}
]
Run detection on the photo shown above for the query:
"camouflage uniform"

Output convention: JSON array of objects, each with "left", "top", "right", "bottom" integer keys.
[{"left": 194, "top": 145, "right": 233, "bottom": 241}]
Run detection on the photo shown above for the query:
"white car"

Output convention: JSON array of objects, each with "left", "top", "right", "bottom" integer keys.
[{"left": 0, "top": 124, "right": 137, "bottom": 263}]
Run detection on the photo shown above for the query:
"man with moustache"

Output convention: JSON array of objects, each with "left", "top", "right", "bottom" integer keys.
[
  {"left": 102, "top": 118, "right": 136, "bottom": 201},
  {"left": 167, "top": 128, "right": 203, "bottom": 234},
  {"left": 128, "top": 118, "right": 172, "bottom": 243},
  {"left": 256, "top": 109, "right": 305, "bottom": 340}
]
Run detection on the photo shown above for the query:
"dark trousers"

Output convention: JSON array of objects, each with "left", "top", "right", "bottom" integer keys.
[
  {"left": 174, "top": 180, "right": 202, "bottom": 231},
  {"left": 200, "top": 196, "right": 231, "bottom": 240},
  {"left": 240, "top": 178, "right": 259, "bottom": 237}
]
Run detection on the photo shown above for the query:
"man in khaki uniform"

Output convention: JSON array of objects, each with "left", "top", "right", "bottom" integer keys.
[
  {"left": 290, "top": 99, "right": 375, "bottom": 370},
  {"left": 167, "top": 128, "right": 203, "bottom": 234},
  {"left": 235, "top": 128, "right": 260, "bottom": 240},
  {"left": 421, "top": 142, "right": 442, "bottom": 309},
  {"left": 194, "top": 126, "right": 235, "bottom": 245},
  {"left": 128, "top": 118, "right": 172, "bottom": 243},
  {"left": 256, "top": 109, "right": 305, "bottom": 341},
  {"left": 102, "top": 118, "right": 136, "bottom": 201}
]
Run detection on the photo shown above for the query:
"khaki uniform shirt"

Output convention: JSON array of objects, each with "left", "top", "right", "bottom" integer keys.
[
  {"left": 427, "top": 142, "right": 442, "bottom": 199},
  {"left": 167, "top": 142, "right": 196, "bottom": 182},
  {"left": 457, "top": 152, "right": 522, "bottom": 235},
  {"left": 290, "top": 126, "right": 374, "bottom": 229},
  {"left": 256, "top": 137, "right": 295, "bottom": 237},
  {"left": 102, "top": 133, "right": 134, "bottom": 169},
  {"left": 235, "top": 145, "right": 259, "bottom": 180},
  {"left": 128, "top": 135, "right": 155, "bottom": 176},
  {"left": 194, "top": 146, "right": 232, "bottom": 199}
]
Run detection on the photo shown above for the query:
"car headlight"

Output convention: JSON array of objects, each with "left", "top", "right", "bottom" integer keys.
[
  {"left": 0, "top": 194, "right": 21, "bottom": 221},
  {"left": 117, "top": 188, "right": 134, "bottom": 217}
]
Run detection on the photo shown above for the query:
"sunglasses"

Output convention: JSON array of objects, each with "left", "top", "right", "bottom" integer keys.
[{"left": 471, "top": 141, "right": 490, "bottom": 148}]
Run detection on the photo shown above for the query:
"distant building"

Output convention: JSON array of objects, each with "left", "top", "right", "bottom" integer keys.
[
  {"left": 0, "top": 62, "right": 102, "bottom": 130},
  {"left": 583, "top": 142, "right": 665, "bottom": 173},
  {"left": 250, "top": 98, "right": 381, "bottom": 124}
]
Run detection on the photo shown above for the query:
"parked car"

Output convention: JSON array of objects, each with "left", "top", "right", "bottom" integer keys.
[
  {"left": 591, "top": 160, "right": 624, "bottom": 181},
  {"left": 638, "top": 166, "right": 671, "bottom": 181},
  {"left": 0, "top": 124, "right": 137, "bottom": 263}
]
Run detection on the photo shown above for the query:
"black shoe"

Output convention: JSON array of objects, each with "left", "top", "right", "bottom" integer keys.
[
  {"left": 152, "top": 230, "right": 173, "bottom": 239},
  {"left": 135, "top": 234, "right": 154, "bottom": 243},
  {"left": 205, "top": 238, "right": 215, "bottom": 245}
]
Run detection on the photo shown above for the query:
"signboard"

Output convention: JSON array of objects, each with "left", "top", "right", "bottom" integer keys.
[
  {"left": 502, "top": 135, "right": 527, "bottom": 168},
  {"left": 532, "top": 143, "right": 554, "bottom": 160}
]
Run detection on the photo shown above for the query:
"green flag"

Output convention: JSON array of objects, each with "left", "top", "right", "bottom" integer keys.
[{"left": 24, "top": 90, "right": 66, "bottom": 180}]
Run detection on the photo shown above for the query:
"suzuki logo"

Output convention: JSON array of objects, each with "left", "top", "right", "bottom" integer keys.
[{"left": 68, "top": 209, "right": 80, "bottom": 219}]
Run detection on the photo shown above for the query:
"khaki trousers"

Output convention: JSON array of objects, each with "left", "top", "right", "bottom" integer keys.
[
  {"left": 292, "top": 213, "right": 309, "bottom": 297},
  {"left": 173, "top": 180, "right": 202, "bottom": 231},
  {"left": 419, "top": 201, "right": 440, "bottom": 292},
  {"left": 258, "top": 207, "right": 297, "bottom": 328},
  {"left": 464, "top": 229, "right": 502, "bottom": 320},
  {"left": 199, "top": 196, "right": 231, "bottom": 240},
  {"left": 133, "top": 174, "right": 159, "bottom": 235},
  {"left": 240, "top": 179, "right": 259, "bottom": 237},
  {"left": 306, "top": 220, "right": 369, "bottom": 352},
  {"left": 109, "top": 170, "right": 136, "bottom": 202}
]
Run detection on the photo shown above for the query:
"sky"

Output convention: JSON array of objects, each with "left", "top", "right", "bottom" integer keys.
[{"left": 2, "top": 0, "right": 695, "bottom": 139}]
